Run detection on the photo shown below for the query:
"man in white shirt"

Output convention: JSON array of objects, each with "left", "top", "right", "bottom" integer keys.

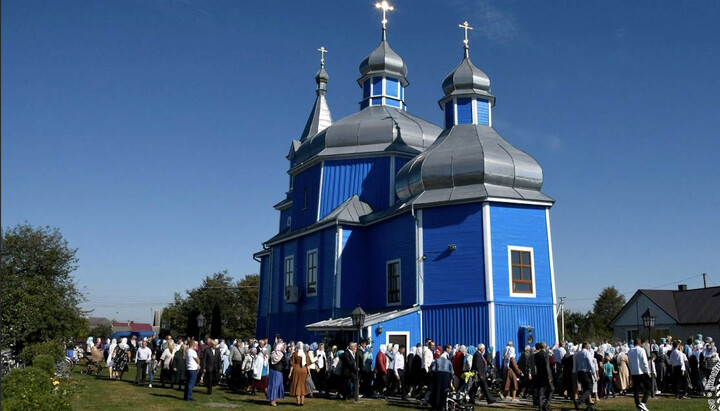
[
  {"left": 669, "top": 341, "right": 687, "bottom": 399},
  {"left": 184, "top": 341, "right": 200, "bottom": 401},
  {"left": 628, "top": 338, "right": 651, "bottom": 411},
  {"left": 134, "top": 340, "right": 153, "bottom": 385},
  {"left": 420, "top": 340, "right": 435, "bottom": 404},
  {"left": 392, "top": 345, "right": 406, "bottom": 400},
  {"left": 552, "top": 341, "right": 567, "bottom": 388}
]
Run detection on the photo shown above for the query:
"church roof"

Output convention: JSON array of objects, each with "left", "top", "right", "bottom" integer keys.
[
  {"left": 299, "top": 65, "right": 333, "bottom": 142},
  {"left": 319, "top": 195, "right": 373, "bottom": 224},
  {"left": 395, "top": 124, "right": 553, "bottom": 205},
  {"left": 290, "top": 105, "right": 442, "bottom": 169},
  {"left": 440, "top": 55, "right": 494, "bottom": 103}
]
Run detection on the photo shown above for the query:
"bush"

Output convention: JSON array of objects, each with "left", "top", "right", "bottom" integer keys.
[
  {"left": 19, "top": 341, "right": 64, "bottom": 365},
  {"left": 33, "top": 354, "right": 55, "bottom": 376},
  {"left": 0, "top": 366, "right": 70, "bottom": 410}
]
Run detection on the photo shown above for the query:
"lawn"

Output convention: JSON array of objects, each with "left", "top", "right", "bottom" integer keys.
[{"left": 68, "top": 366, "right": 713, "bottom": 411}]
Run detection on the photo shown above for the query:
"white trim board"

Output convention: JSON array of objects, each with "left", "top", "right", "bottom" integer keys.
[{"left": 482, "top": 202, "right": 496, "bottom": 352}]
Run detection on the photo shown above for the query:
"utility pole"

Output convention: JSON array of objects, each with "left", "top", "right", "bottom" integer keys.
[
  {"left": 703, "top": 273, "right": 707, "bottom": 288},
  {"left": 558, "top": 296, "right": 566, "bottom": 342}
]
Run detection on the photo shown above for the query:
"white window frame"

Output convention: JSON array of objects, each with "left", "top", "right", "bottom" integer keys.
[
  {"left": 386, "top": 331, "right": 410, "bottom": 348},
  {"left": 284, "top": 255, "right": 295, "bottom": 288},
  {"left": 508, "top": 246, "right": 536, "bottom": 298},
  {"left": 306, "top": 249, "right": 318, "bottom": 297},
  {"left": 386, "top": 259, "right": 402, "bottom": 306}
]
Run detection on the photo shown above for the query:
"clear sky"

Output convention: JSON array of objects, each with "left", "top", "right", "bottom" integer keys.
[{"left": 2, "top": 0, "right": 719, "bottom": 323}]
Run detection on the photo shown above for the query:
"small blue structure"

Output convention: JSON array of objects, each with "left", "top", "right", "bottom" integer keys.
[{"left": 254, "top": 12, "right": 558, "bottom": 364}]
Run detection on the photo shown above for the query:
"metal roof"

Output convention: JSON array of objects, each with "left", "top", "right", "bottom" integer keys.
[
  {"left": 291, "top": 105, "right": 442, "bottom": 169},
  {"left": 395, "top": 124, "right": 553, "bottom": 205},
  {"left": 299, "top": 66, "right": 333, "bottom": 142},
  {"left": 358, "top": 40, "right": 408, "bottom": 86},
  {"left": 610, "top": 286, "right": 720, "bottom": 327},
  {"left": 319, "top": 195, "right": 373, "bottom": 224},
  {"left": 440, "top": 55, "right": 494, "bottom": 105},
  {"left": 305, "top": 306, "right": 420, "bottom": 331}
]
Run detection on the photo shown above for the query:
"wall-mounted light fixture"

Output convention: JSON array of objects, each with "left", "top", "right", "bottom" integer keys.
[
  {"left": 422, "top": 255, "right": 427, "bottom": 260},
  {"left": 448, "top": 244, "right": 457, "bottom": 251},
  {"left": 375, "top": 325, "right": 383, "bottom": 336}
]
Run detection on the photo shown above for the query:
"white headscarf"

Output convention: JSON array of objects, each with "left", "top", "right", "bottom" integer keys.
[
  {"left": 379, "top": 344, "right": 387, "bottom": 353},
  {"left": 296, "top": 342, "right": 307, "bottom": 367},
  {"left": 119, "top": 337, "right": 129, "bottom": 350},
  {"left": 109, "top": 339, "right": 117, "bottom": 356}
]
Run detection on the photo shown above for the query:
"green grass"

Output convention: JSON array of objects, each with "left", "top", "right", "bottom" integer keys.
[{"left": 67, "top": 365, "right": 713, "bottom": 411}]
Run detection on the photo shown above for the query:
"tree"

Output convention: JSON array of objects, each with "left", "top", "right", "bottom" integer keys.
[
  {"left": 1, "top": 224, "right": 87, "bottom": 351},
  {"left": 592, "top": 286, "right": 626, "bottom": 320},
  {"left": 162, "top": 271, "right": 259, "bottom": 340},
  {"left": 89, "top": 323, "right": 113, "bottom": 340}
]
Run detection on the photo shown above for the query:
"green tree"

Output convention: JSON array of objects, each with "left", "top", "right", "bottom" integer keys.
[
  {"left": 89, "top": 323, "right": 113, "bottom": 340},
  {"left": 162, "top": 271, "right": 259, "bottom": 340},
  {"left": 593, "top": 286, "right": 626, "bottom": 320},
  {"left": 1, "top": 224, "right": 87, "bottom": 351}
]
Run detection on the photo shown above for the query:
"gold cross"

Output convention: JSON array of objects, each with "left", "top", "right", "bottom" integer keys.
[
  {"left": 459, "top": 21, "right": 473, "bottom": 49},
  {"left": 318, "top": 46, "right": 328, "bottom": 66},
  {"left": 375, "top": 1, "right": 394, "bottom": 30}
]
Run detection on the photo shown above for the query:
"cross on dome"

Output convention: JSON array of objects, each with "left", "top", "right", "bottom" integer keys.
[
  {"left": 375, "top": 1, "right": 395, "bottom": 40},
  {"left": 459, "top": 21, "right": 473, "bottom": 57},
  {"left": 318, "top": 46, "right": 328, "bottom": 67}
]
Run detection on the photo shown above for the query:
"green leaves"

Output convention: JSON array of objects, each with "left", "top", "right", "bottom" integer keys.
[{"left": 1, "top": 224, "right": 86, "bottom": 351}]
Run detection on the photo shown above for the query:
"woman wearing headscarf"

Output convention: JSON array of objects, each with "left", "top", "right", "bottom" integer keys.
[
  {"left": 251, "top": 346, "right": 268, "bottom": 395},
  {"left": 266, "top": 341, "right": 286, "bottom": 406},
  {"left": 159, "top": 341, "right": 175, "bottom": 388},
  {"left": 172, "top": 342, "right": 186, "bottom": 391},
  {"left": 106, "top": 338, "right": 117, "bottom": 378},
  {"left": 86, "top": 336, "right": 94, "bottom": 356},
  {"left": 289, "top": 341, "right": 310, "bottom": 405},
  {"left": 305, "top": 344, "right": 317, "bottom": 397},
  {"left": 616, "top": 346, "right": 630, "bottom": 395},
  {"left": 500, "top": 350, "right": 524, "bottom": 402},
  {"left": 112, "top": 337, "right": 131, "bottom": 380}
]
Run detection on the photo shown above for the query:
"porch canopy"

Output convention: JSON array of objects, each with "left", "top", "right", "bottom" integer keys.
[{"left": 305, "top": 306, "right": 420, "bottom": 332}]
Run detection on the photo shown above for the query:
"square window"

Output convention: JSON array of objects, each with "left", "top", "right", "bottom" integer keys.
[{"left": 509, "top": 248, "right": 534, "bottom": 296}]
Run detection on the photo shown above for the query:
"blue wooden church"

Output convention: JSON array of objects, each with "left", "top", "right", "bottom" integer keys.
[{"left": 254, "top": 9, "right": 558, "bottom": 360}]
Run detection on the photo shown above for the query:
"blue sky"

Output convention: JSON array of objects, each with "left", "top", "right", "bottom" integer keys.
[{"left": 2, "top": 0, "right": 719, "bottom": 323}]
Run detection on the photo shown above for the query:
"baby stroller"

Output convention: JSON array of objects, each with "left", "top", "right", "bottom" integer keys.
[
  {"left": 80, "top": 347, "right": 104, "bottom": 376},
  {"left": 445, "top": 372, "right": 476, "bottom": 411}
]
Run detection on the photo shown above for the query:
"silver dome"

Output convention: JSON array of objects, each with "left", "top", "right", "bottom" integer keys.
[{"left": 358, "top": 40, "right": 408, "bottom": 86}]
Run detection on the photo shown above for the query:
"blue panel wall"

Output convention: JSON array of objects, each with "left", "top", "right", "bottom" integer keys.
[
  {"left": 319, "top": 157, "right": 391, "bottom": 217},
  {"left": 256, "top": 254, "right": 271, "bottom": 338},
  {"left": 371, "top": 97, "right": 382, "bottom": 106},
  {"left": 291, "top": 164, "right": 321, "bottom": 230},
  {"left": 372, "top": 77, "right": 383, "bottom": 95},
  {"left": 279, "top": 208, "right": 291, "bottom": 232},
  {"left": 422, "top": 203, "right": 486, "bottom": 305},
  {"left": 477, "top": 98, "right": 489, "bottom": 126},
  {"left": 339, "top": 227, "right": 368, "bottom": 309},
  {"left": 457, "top": 98, "right": 472, "bottom": 124},
  {"left": 261, "top": 227, "right": 338, "bottom": 340},
  {"left": 490, "top": 203, "right": 553, "bottom": 304},
  {"left": 369, "top": 310, "right": 422, "bottom": 349},
  {"left": 385, "top": 77, "right": 399, "bottom": 98},
  {"left": 345, "top": 213, "right": 416, "bottom": 310},
  {"left": 494, "top": 303, "right": 556, "bottom": 362},
  {"left": 395, "top": 157, "right": 410, "bottom": 173},
  {"left": 422, "top": 303, "right": 488, "bottom": 347},
  {"left": 363, "top": 80, "right": 370, "bottom": 99},
  {"left": 445, "top": 101, "right": 454, "bottom": 128},
  {"left": 386, "top": 99, "right": 401, "bottom": 108}
]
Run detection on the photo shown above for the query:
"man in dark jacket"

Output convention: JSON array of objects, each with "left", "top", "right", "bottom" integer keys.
[
  {"left": 202, "top": 338, "right": 221, "bottom": 395},
  {"left": 534, "top": 342, "right": 554, "bottom": 411},
  {"left": 341, "top": 342, "right": 359, "bottom": 400},
  {"left": 469, "top": 343, "right": 497, "bottom": 405}
]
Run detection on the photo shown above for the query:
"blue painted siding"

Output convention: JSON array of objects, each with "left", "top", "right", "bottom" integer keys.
[
  {"left": 477, "top": 98, "right": 489, "bottom": 126},
  {"left": 291, "top": 164, "right": 321, "bottom": 230},
  {"left": 422, "top": 203, "right": 486, "bottom": 305},
  {"left": 260, "top": 227, "right": 338, "bottom": 340},
  {"left": 340, "top": 213, "right": 416, "bottom": 310},
  {"left": 363, "top": 80, "right": 370, "bottom": 99},
  {"left": 372, "top": 97, "right": 382, "bottom": 106},
  {"left": 395, "top": 157, "right": 410, "bottom": 173},
  {"left": 386, "top": 98, "right": 401, "bottom": 108},
  {"left": 279, "top": 208, "right": 291, "bottom": 232},
  {"left": 490, "top": 203, "right": 553, "bottom": 304},
  {"left": 255, "top": 254, "right": 271, "bottom": 338},
  {"left": 400, "top": 86, "right": 404, "bottom": 102},
  {"left": 319, "top": 157, "right": 391, "bottom": 217},
  {"left": 372, "top": 77, "right": 383, "bottom": 96},
  {"left": 445, "top": 101, "right": 454, "bottom": 128},
  {"left": 422, "top": 303, "right": 488, "bottom": 347},
  {"left": 494, "top": 303, "right": 556, "bottom": 362},
  {"left": 457, "top": 98, "right": 472, "bottom": 124},
  {"left": 386, "top": 77, "right": 399, "bottom": 98},
  {"left": 369, "top": 310, "right": 422, "bottom": 348},
  {"left": 360, "top": 100, "right": 369, "bottom": 110}
]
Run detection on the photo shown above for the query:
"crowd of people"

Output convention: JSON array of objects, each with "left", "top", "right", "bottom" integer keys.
[{"left": 79, "top": 332, "right": 718, "bottom": 410}]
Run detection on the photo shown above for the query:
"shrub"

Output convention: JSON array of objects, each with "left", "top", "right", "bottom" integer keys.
[
  {"left": 19, "top": 340, "right": 64, "bottom": 365},
  {"left": 33, "top": 354, "right": 55, "bottom": 376},
  {"left": 0, "top": 366, "right": 70, "bottom": 410}
]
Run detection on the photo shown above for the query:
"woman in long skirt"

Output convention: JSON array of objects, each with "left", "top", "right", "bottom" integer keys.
[
  {"left": 289, "top": 342, "right": 310, "bottom": 406},
  {"left": 267, "top": 342, "right": 287, "bottom": 406}
]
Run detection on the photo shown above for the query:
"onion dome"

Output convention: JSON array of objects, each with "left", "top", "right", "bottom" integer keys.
[
  {"left": 394, "top": 21, "right": 551, "bottom": 205},
  {"left": 358, "top": 40, "right": 408, "bottom": 87}
]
